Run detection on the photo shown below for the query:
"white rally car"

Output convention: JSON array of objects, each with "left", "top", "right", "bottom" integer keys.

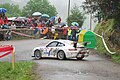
[{"left": 32, "top": 40, "right": 89, "bottom": 60}]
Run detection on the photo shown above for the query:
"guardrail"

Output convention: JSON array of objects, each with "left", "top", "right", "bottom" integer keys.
[
  {"left": 92, "top": 31, "right": 116, "bottom": 54},
  {"left": 0, "top": 29, "right": 35, "bottom": 41}
]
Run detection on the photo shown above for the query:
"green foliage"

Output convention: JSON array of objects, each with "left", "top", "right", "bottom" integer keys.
[
  {"left": 94, "top": 19, "right": 115, "bottom": 35},
  {"left": 82, "top": 0, "right": 120, "bottom": 21},
  {"left": 94, "top": 19, "right": 120, "bottom": 55},
  {"left": 22, "top": 0, "right": 57, "bottom": 17},
  {"left": 95, "top": 36, "right": 107, "bottom": 54},
  {"left": 94, "top": 19, "right": 112, "bottom": 54},
  {"left": 0, "top": 3, "right": 21, "bottom": 17},
  {"left": 112, "top": 54, "right": 120, "bottom": 63},
  {"left": 67, "top": 5, "right": 85, "bottom": 27},
  {"left": 0, "top": 61, "right": 35, "bottom": 80},
  {"left": 94, "top": 18, "right": 120, "bottom": 63}
]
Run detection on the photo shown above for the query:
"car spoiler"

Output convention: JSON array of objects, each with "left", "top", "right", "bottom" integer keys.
[{"left": 73, "top": 42, "right": 89, "bottom": 48}]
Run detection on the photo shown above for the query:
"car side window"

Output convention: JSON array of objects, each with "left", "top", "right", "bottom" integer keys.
[
  {"left": 57, "top": 42, "right": 65, "bottom": 47},
  {"left": 47, "top": 41, "right": 58, "bottom": 47}
]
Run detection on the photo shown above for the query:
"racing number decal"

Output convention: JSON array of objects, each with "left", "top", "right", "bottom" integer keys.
[
  {"left": 44, "top": 48, "right": 53, "bottom": 56},
  {"left": 44, "top": 48, "right": 59, "bottom": 56},
  {"left": 50, "top": 48, "right": 59, "bottom": 56}
]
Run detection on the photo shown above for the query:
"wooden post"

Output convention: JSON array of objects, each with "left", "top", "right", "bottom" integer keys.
[{"left": 12, "top": 47, "right": 15, "bottom": 70}]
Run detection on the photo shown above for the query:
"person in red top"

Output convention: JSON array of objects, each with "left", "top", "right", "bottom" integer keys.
[
  {"left": 4, "top": 16, "right": 8, "bottom": 24},
  {"left": 0, "top": 12, "right": 8, "bottom": 25},
  {"left": 58, "top": 17, "right": 61, "bottom": 23},
  {"left": 0, "top": 15, "right": 4, "bottom": 25},
  {"left": 63, "top": 27, "right": 68, "bottom": 39}
]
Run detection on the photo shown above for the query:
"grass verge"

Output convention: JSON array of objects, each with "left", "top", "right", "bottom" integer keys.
[
  {"left": 0, "top": 61, "right": 36, "bottom": 80},
  {"left": 112, "top": 54, "right": 120, "bottom": 64}
]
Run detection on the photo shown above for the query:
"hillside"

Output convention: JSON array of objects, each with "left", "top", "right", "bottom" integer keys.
[{"left": 94, "top": 19, "right": 120, "bottom": 63}]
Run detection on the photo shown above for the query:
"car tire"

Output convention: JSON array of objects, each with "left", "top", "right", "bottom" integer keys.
[
  {"left": 57, "top": 51, "right": 66, "bottom": 60},
  {"left": 34, "top": 50, "right": 42, "bottom": 60},
  {"left": 76, "top": 55, "right": 84, "bottom": 60}
]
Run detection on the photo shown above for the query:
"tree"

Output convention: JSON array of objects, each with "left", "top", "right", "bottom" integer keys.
[
  {"left": 67, "top": 5, "right": 85, "bottom": 27},
  {"left": 22, "top": 0, "right": 57, "bottom": 17},
  {"left": 82, "top": 0, "right": 120, "bottom": 21},
  {"left": 0, "top": 3, "right": 21, "bottom": 17}
]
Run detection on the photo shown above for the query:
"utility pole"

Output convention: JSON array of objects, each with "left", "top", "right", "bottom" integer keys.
[
  {"left": 90, "top": 13, "right": 92, "bottom": 30},
  {"left": 68, "top": 0, "right": 70, "bottom": 17}
]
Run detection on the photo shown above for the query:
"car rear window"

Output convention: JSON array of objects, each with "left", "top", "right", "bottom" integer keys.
[
  {"left": 63, "top": 41, "right": 74, "bottom": 45},
  {"left": 63, "top": 41, "right": 82, "bottom": 47}
]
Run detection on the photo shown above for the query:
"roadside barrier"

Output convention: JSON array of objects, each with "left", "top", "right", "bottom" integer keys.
[
  {"left": 12, "top": 31, "right": 34, "bottom": 38},
  {"left": 92, "top": 31, "right": 116, "bottom": 54},
  {"left": 0, "top": 45, "right": 15, "bottom": 70},
  {"left": 0, "top": 29, "right": 35, "bottom": 40}
]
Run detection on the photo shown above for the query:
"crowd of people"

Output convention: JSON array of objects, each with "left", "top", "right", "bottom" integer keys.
[
  {"left": 39, "top": 26, "right": 81, "bottom": 41},
  {"left": 0, "top": 10, "right": 82, "bottom": 41},
  {"left": 28, "top": 15, "right": 81, "bottom": 41}
]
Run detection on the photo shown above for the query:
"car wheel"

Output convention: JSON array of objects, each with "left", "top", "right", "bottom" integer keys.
[
  {"left": 76, "top": 55, "right": 84, "bottom": 60},
  {"left": 34, "top": 50, "right": 42, "bottom": 59},
  {"left": 57, "top": 51, "right": 66, "bottom": 60}
]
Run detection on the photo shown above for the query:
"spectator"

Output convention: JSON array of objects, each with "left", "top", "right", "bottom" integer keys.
[
  {"left": 51, "top": 26, "right": 56, "bottom": 39},
  {"left": 58, "top": 17, "right": 61, "bottom": 23},
  {"left": 0, "top": 15, "right": 4, "bottom": 25},
  {"left": 71, "top": 29, "right": 77, "bottom": 41},
  {"left": 67, "top": 27, "right": 72, "bottom": 40},
  {"left": 4, "top": 16, "right": 8, "bottom": 24},
  {"left": 10, "top": 22, "right": 16, "bottom": 29},
  {"left": 0, "top": 32, "right": 4, "bottom": 41},
  {"left": 63, "top": 27, "right": 68, "bottom": 39},
  {"left": 4, "top": 30, "right": 12, "bottom": 40},
  {"left": 1, "top": 24, "right": 9, "bottom": 29},
  {"left": 42, "top": 27, "right": 49, "bottom": 38}
]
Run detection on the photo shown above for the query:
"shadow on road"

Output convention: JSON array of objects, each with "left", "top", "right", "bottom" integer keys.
[{"left": 32, "top": 57, "right": 88, "bottom": 61}]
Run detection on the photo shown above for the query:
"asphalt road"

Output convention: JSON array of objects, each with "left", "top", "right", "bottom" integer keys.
[{"left": 0, "top": 39, "right": 120, "bottom": 80}]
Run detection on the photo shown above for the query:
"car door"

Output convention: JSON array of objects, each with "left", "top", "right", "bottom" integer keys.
[{"left": 44, "top": 41, "right": 59, "bottom": 57}]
